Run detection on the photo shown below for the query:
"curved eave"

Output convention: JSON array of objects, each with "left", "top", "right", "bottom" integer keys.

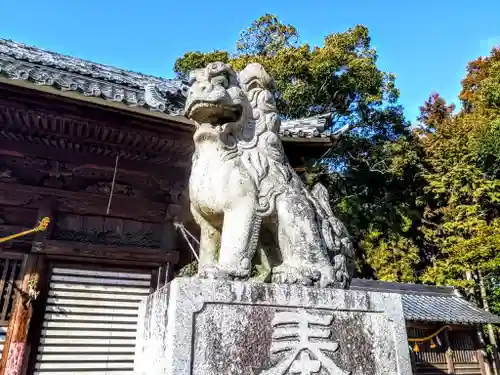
[
  {"left": 0, "top": 75, "right": 193, "bottom": 128},
  {"left": 407, "top": 316, "right": 500, "bottom": 325},
  {"left": 401, "top": 294, "right": 500, "bottom": 325},
  {"left": 281, "top": 136, "right": 333, "bottom": 145},
  {"left": 351, "top": 278, "right": 500, "bottom": 325}
]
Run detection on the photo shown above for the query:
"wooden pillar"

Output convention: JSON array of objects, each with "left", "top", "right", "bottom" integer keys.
[
  {"left": 443, "top": 328, "right": 456, "bottom": 375},
  {"left": 0, "top": 201, "right": 54, "bottom": 375},
  {"left": 164, "top": 262, "right": 173, "bottom": 285},
  {"left": 479, "top": 271, "right": 500, "bottom": 375},
  {"left": 478, "top": 346, "right": 489, "bottom": 375},
  {"left": 476, "top": 327, "right": 489, "bottom": 375}
]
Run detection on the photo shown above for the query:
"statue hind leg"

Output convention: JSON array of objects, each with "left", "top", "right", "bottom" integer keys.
[{"left": 271, "top": 193, "right": 333, "bottom": 286}]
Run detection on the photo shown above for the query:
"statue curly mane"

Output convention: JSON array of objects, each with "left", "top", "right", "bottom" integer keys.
[{"left": 235, "top": 63, "right": 292, "bottom": 215}]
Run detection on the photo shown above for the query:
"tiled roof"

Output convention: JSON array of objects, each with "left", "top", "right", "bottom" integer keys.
[
  {"left": 0, "top": 39, "right": 332, "bottom": 139},
  {"left": 351, "top": 278, "right": 500, "bottom": 324},
  {"left": 279, "top": 112, "right": 333, "bottom": 139},
  {"left": 0, "top": 39, "right": 188, "bottom": 114}
]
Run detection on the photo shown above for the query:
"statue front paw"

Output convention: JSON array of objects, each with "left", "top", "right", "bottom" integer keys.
[
  {"left": 198, "top": 264, "right": 224, "bottom": 279},
  {"left": 316, "top": 266, "right": 335, "bottom": 288},
  {"left": 217, "top": 257, "right": 252, "bottom": 280},
  {"left": 218, "top": 266, "right": 251, "bottom": 280},
  {"left": 198, "top": 261, "right": 252, "bottom": 281}
]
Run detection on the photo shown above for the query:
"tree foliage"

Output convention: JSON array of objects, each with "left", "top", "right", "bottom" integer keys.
[
  {"left": 175, "top": 15, "right": 500, "bottom": 291},
  {"left": 235, "top": 14, "right": 299, "bottom": 56},
  {"left": 417, "top": 92, "right": 456, "bottom": 131},
  {"left": 175, "top": 14, "right": 427, "bottom": 281},
  {"left": 417, "top": 47, "right": 500, "bottom": 299},
  {"left": 175, "top": 14, "right": 400, "bottom": 122},
  {"left": 460, "top": 47, "right": 500, "bottom": 112}
]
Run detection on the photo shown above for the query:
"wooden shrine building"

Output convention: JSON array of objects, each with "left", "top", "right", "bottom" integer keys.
[
  {"left": 0, "top": 39, "right": 498, "bottom": 375},
  {"left": 0, "top": 39, "right": 335, "bottom": 375}
]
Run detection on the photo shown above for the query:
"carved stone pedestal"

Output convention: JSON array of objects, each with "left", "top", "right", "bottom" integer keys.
[{"left": 134, "top": 277, "right": 412, "bottom": 375}]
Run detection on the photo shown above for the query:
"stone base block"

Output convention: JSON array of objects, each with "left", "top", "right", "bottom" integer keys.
[{"left": 134, "top": 277, "right": 412, "bottom": 375}]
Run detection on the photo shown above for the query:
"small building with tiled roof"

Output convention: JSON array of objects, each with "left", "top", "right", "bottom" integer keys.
[
  {"left": 352, "top": 279, "right": 499, "bottom": 374},
  {"left": 352, "top": 279, "right": 500, "bottom": 325}
]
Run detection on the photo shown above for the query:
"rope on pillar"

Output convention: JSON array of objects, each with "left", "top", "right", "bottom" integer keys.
[
  {"left": 173, "top": 221, "right": 200, "bottom": 262},
  {"left": 106, "top": 153, "right": 120, "bottom": 215}
]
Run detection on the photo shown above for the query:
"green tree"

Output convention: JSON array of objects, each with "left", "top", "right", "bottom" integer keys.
[
  {"left": 173, "top": 50, "right": 230, "bottom": 81},
  {"left": 175, "top": 15, "right": 400, "bottom": 121},
  {"left": 417, "top": 92, "right": 455, "bottom": 131},
  {"left": 460, "top": 47, "right": 500, "bottom": 112},
  {"left": 419, "top": 47, "right": 500, "bottom": 289},
  {"left": 175, "top": 15, "right": 427, "bottom": 281},
  {"left": 235, "top": 14, "right": 299, "bottom": 56},
  {"left": 417, "top": 51, "right": 500, "bottom": 368}
]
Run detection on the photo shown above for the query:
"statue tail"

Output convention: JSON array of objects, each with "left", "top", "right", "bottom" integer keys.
[{"left": 309, "top": 183, "right": 355, "bottom": 288}]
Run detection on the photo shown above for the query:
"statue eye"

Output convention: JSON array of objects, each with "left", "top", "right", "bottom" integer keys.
[
  {"left": 211, "top": 75, "right": 229, "bottom": 88},
  {"left": 248, "top": 81, "right": 261, "bottom": 91}
]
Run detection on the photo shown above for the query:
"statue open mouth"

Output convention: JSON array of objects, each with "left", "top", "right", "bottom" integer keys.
[{"left": 187, "top": 101, "right": 242, "bottom": 126}]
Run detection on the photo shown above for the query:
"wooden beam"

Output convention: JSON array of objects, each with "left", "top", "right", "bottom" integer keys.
[
  {"left": 0, "top": 81, "right": 194, "bottom": 135},
  {"left": 36, "top": 240, "right": 178, "bottom": 265},
  {"left": 0, "top": 201, "right": 54, "bottom": 375},
  {"left": 281, "top": 136, "right": 333, "bottom": 145},
  {"left": 474, "top": 327, "right": 488, "bottom": 375},
  {"left": 477, "top": 346, "right": 488, "bottom": 375},
  {"left": 0, "top": 226, "right": 33, "bottom": 250},
  {"left": 443, "top": 329, "right": 455, "bottom": 375},
  {"left": 406, "top": 321, "right": 468, "bottom": 331},
  {"left": 0, "top": 89, "right": 195, "bottom": 165}
]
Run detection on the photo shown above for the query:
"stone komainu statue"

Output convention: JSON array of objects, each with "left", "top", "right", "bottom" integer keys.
[{"left": 184, "top": 61, "right": 355, "bottom": 288}]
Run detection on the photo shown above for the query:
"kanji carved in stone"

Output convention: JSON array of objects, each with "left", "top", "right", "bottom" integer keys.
[
  {"left": 184, "top": 62, "right": 355, "bottom": 287},
  {"left": 261, "top": 310, "right": 348, "bottom": 375}
]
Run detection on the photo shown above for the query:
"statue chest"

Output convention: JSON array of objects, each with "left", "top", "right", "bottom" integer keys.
[{"left": 189, "top": 154, "right": 230, "bottom": 211}]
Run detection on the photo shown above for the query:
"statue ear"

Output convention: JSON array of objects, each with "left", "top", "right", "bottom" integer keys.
[
  {"left": 187, "top": 68, "right": 204, "bottom": 85},
  {"left": 238, "top": 63, "right": 276, "bottom": 92}
]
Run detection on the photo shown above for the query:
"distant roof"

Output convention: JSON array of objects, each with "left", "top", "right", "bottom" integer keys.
[
  {"left": 351, "top": 279, "right": 500, "bottom": 324},
  {"left": 0, "top": 39, "right": 332, "bottom": 139}
]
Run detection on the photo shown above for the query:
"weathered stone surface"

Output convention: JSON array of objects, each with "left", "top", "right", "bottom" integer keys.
[
  {"left": 134, "top": 277, "right": 412, "bottom": 375},
  {"left": 184, "top": 61, "right": 355, "bottom": 288}
]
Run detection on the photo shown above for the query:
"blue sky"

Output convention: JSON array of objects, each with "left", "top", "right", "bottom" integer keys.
[{"left": 1, "top": 0, "right": 500, "bottom": 123}]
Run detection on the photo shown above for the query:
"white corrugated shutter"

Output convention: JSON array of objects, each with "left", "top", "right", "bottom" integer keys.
[{"left": 34, "top": 266, "right": 152, "bottom": 375}]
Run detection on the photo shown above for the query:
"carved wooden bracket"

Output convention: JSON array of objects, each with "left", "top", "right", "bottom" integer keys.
[{"left": 0, "top": 182, "right": 167, "bottom": 222}]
